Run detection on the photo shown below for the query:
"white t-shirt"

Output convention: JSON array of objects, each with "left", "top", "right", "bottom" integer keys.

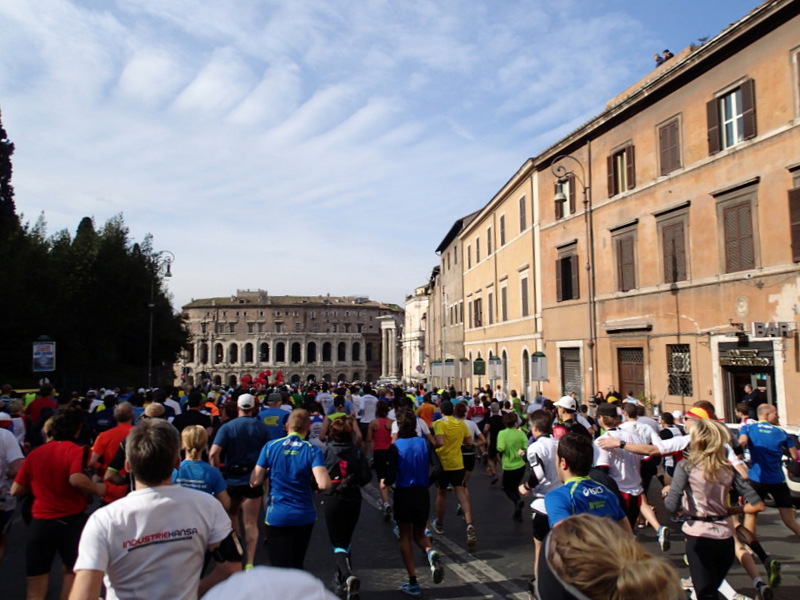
[
  {"left": 358, "top": 394, "right": 378, "bottom": 424},
  {"left": 316, "top": 392, "right": 334, "bottom": 413},
  {"left": 391, "top": 417, "right": 430, "bottom": 438},
  {"left": 637, "top": 416, "right": 661, "bottom": 436},
  {"left": 594, "top": 429, "right": 644, "bottom": 495},
  {"left": 576, "top": 413, "right": 592, "bottom": 431},
  {"left": 654, "top": 434, "right": 743, "bottom": 467},
  {"left": 620, "top": 419, "right": 661, "bottom": 445},
  {"left": 0, "top": 428, "right": 24, "bottom": 511},
  {"left": 526, "top": 435, "right": 562, "bottom": 513},
  {"left": 74, "top": 484, "right": 231, "bottom": 600},
  {"left": 494, "top": 390, "right": 506, "bottom": 403},
  {"left": 463, "top": 418, "right": 481, "bottom": 439}
]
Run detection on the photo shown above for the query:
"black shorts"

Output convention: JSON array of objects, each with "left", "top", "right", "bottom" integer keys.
[
  {"left": 26, "top": 513, "right": 87, "bottom": 576},
  {"left": 462, "top": 454, "right": 476, "bottom": 472},
  {"left": 488, "top": 447, "right": 499, "bottom": 459},
  {"left": 373, "top": 449, "right": 390, "bottom": 481},
  {"left": 228, "top": 483, "right": 264, "bottom": 500},
  {"left": 532, "top": 510, "right": 550, "bottom": 542},
  {"left": 358, "top": 422, "right": 369, "bottom": 440},
  {"left": 436, "top": 469, "right": 465, "bottom": 490},
  {"left": 750, "top": 481, "right": 793, "bottom": 509},
  {"left": 0, "top": 509, "right": 13, "bottom": 535},
  {"left": 393, "top": 486, "right": 430, "bottom": 528}
]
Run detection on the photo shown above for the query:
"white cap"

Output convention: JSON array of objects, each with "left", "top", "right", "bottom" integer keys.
[
  {"left": 554, "top": 395, "right": 578, "bottom": 412},
  {"left": 202, "top": 566, "right": 337, "bottom": 600},
  {"left": 671, "top": 410, "right": 684, "bottom": 420},
  {"left": 237, "top": 393, "right": 255, "bottom": 409}
]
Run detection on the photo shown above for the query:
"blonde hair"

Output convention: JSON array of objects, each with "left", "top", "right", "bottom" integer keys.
[
  {"left": 547, "top": 513, "right": 683, "bottom": 600},
  {"left": 181, "top": 425, "right": 208, "bottom": 460},
  {"left": 685, "top": 418, "right": 732, "bottom": 482}
]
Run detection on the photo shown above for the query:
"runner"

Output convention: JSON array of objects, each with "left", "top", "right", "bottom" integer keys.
[
  {"left": 258, "top": 392, "right": 290, "bottom": 440},
  {"left": 482, "top": 402, "right": 504, "bottom": 485},
  {"left": 88, "top": 402, "right": 135, "bottom": 505},
  {"left": 367, "top": 400, "right": 394, "bottom": 518},
  {"left": 495, "top": 411, "right": 528, "bottom": 521},
  {"left": 0, "top": 420, "right": 24, "bottom": 567},
  {"left": 174, "top": 425, "right": 230, "bottom": 510}
]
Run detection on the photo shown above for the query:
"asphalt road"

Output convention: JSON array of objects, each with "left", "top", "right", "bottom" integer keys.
[{"left": 2, "top": 470, "right": 799, "bottom": 599}]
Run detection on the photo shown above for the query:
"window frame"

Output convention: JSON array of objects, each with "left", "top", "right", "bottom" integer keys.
[
  {"left": 607, "top": 144, "right": 635, "bottom": 197},
  {"left": 519, "top": 196, "right": 527, "bottom": 232},
  {"left": 707, "top": 78, "right": 756, "bottom": 154},
  {"left": 714, "top": 182, "right": 760, "bottom": 274},
  {"left": 499, "top": 214, "right": 506, "bottom": 247},
  {"left": 658, "top": 116, "right": 682, "bottom": 176},
  {"left": 555, "top": 173, "right": 576, "bottom": 219},
  {"left": 611, "top": 224, "right": 638, "bottom": 292},
  {"left": 520, "top": 273, "right": 530, "bottom": 317},
  {"left": 556, "top": 244, "right": 580, "bottom": 302}
]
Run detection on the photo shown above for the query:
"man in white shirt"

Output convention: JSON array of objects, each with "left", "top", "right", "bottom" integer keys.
[
  {"left": 69, "top": 420, "right": 240, "bottom": 600},
  {"left": 0, "top": 424, "right": 24, "bottom": 567}
]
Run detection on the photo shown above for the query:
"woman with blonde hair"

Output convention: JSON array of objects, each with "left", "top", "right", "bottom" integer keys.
[
  {"left": 665, "top": 417, "right": 764, "bottom": 600},
  {"left": 173, "top": 425, "right": 230, "bottom": 510},
  {"left": 537, "top": 512, "right": 683, "bottom": 600}
]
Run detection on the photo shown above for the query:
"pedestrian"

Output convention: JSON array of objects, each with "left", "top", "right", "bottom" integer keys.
[
  {"left": 88, "top": 401, "right": 135, "bottom": 505},
  {"left": 367, "top": 400, "right": 394, "bottom": 517},
  {"left": 665, "top": 418, "right": 765, "bottom": 600},
  {"left": 11, "top": 406, "right": 106, "bottom": 600},
  {"left": 454, "top": 401, "right": 486, "bottom": 489},
  {"left": 654, "top": 52, "right": 664, "bottom": 67},
  {"left": 69, "top": 419, "right": 240, "bottom": 600},
  {"left": 482, "top": 401, "right": 505, "bottom": 484},
  {"left": 496, "top": 411, "right": 528, "bottom": 521},
  {"left": 321, "top": 416, "right": 372, "bottom": 598},
  {"left": 553, "top": 396, "right": 592, "bottom": 439},
  {"left": 250, "top": 409, "right": 331, "bottom": 570},
  {"left": 174, "top": 425, "right": 230, "bottom": 510},
  {"left": 0, "top": 419, "right": 24, "bottom": 567},
  {"left": 382, "top": 408, "right": 444, "bottom": 597}
]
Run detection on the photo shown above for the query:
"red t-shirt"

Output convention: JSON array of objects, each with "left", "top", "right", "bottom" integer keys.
[
  {"left": 25, "top": 397, "right": 57, "bottom": 426},
  {"left": 91, "top": 423, "right": 133, "bottom": 503},
  {"left": 15, "top": 440, "right": 88, "bottom": 519}
]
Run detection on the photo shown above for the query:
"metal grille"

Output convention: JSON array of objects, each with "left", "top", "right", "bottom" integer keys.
[
  {"left": 618, "top": 348, "right": 643, "bottom": 364},
  {"left": 561, "top": 348, "right": 582, "bottom": 399},
  {"left": 667, "top": 344, "right": 693, "bottom": 396}
]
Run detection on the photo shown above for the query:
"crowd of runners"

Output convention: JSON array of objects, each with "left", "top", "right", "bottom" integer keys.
[{"left": 0, "top": 380, "right": 798, "bottom": 599}]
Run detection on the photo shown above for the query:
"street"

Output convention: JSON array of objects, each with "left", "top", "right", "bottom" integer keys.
[{"left": 2, "top": 470, "right": 799, "bottom": 599}]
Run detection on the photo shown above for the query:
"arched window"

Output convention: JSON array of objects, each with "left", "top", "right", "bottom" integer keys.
[
  {"left": 228, "top": 375, "right": 237, "bottom": 387},
  {"left": 307, "top": 342, "right": 317, "bottom": 363},
  {"left": 276, "top": 342, "right": 286, "bottom": 363},
  {"left": 337, "top": 373, "right": 347, "bottom": 382},
  {"left": 213, "top": 375, "right": 222, "bottom": 385},
  {"left": 322, "top": 342, "right": 332, "bottom": 362},
  {"left": 214, "top": 343, "right": 223, "bottom": 364},
  {"left": 352, "top": 342, "right": 361, "bottom": 361},
  {"left": 291, "top": 342, "right": 301, "bottom": 363},
  {"left": 229, "top": 343, "right": 238, "bottom": 364},
  {"left": 337, "top": 342, "right": 346, "bottom": 362},
  {"left": 352, "top": 372, "right": 359, "bottom": 382},
  {"left": 259, "top": 343, "right": 269, "bottom": 363},
  {"left": 244, "top": 343, "right": 254, "bottom": 363}
]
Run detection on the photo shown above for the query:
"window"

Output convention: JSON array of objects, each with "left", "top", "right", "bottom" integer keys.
[
  {"left": 722, "top": 201, "right": 755, "bottom": 272},
  {"left": 228, "top": 323, "right": 235, "bottom": 333},
  {"left": 658, "top": 118, "right": 681, "bottom": 175},
  {"left": 247, "top": 322, "right": 254, "bottom": 334},
  {"left": 614, "top": 228, "right": 637, "bottom": 292},
  {"left": 499, "top": 215, "right": 506, "bottom": 246},
  {"left": 467, "top": 245, "right": 472, "bottom": 268},
  {"left": 607, "top": 145, "right": 635, "bottom": 197},
  {"left": 486, "top": 227, "right": 492, "bottom": 255},
  {"left": 487, "top": 292, "right": 494, "bottom": 325},
  {"left": 468, "top": 299, "right": 473, "bottom": 328},
  {"left": 473, "top": 298, "right": 483, "bottom": 327},
  {"left": 556, "top": 247, "right": 580, "bottom": 301},
  {"left": 294, "top": 323, "right": 301, "bottom": 332},
  {"left": 446, "top": 252, "right": 450, "bottom": 270},
  {"left": 520, "top": 276, "right": 529, "bottom": 317},
  {"left": 201, "top": 323, "right": 207, "bottom": 334},
  {"left": 275, "top": 322, "right": 283, "bottom": 333},
  {"left": 707, "top": 79, "right": 756, "bottom": 154},
  {"left": 660, "top": 217, "right": 688, "bottom": 283},
  {"left": 476, "top": 238, "right": 481, "bottom": 262},
  {"left": 454, "top": 246, "right": 458, "bottom": 265},
  {"left": 555, "top": 174, "right": 576, "bottom": 219},
  {"left": 790, "top": 186, "right": 800, "bottom": 262},
  {"left": 500, "top": 285, "right": 508, "bottom": 322},
  {"left": 257, "top": 322, "right": 264, "bottom": 333},
  {"left": 519, "top": 196, "right": 527, "bottom": 232},
  {"left": 667, "top": 344, "right": 693, "bottom": 396}
]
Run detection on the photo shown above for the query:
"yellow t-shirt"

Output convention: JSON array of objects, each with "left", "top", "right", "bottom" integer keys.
[{"left": 433, "top": 416, "right": 469, "bottom": 471}]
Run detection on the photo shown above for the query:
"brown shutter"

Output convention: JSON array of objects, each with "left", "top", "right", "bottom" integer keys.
[
  {"left": 554, "top": 181, "right": 563, "bottom": 219},
  {"left": 617, "top": 236, "right": 636, "bottom": 291},
  {"left": 626, "top": 145, "right": 636, "bottom": 190},
  {"left": 724, "top": 202, "right": 755, "bottom": 272},
  {"left": 660, "top": 120, "right": 680, "bottom": 175},
  {"left": 571, "top": 254, "right": 580, "bottom": 299},
  {"left": 707, "top": 98, "right": 721, "bottom": 155},
  {"left": 556, "top": 258, "right": 564, "bottom": 301},
  {"left": 789, "top": 187, "right": 800, "bottom": 262},
  {"left": 607, "top": 154, "right": 615, "bottom": 197},
  {"left": 662, "top": 221, "right": 686, "bottom": 283},
  {"left": 740, "top": 78, "right": 757, "bottom": 140},
  {"left": 569, "top": 173, "right": 576, "bottom": 214},
  {"left": 659, "top": 125, "right": 669, "bottom": 176}
]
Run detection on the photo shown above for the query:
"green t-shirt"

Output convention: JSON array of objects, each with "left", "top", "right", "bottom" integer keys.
[{"left": 496, "top": 427, "right": 528, "bottom": 470}]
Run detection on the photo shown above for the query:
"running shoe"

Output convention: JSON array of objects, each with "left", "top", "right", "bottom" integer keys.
[
  {"left": 466, "top": 523, "right": 477, "bottom": 548},
  {"left": 377, "top": 498, "right": 384, "bottom": 510},
  {"left": 680, "top": 577, "right": 693, "bottom": 590},
  {"left": 755, "top": 581, "right": 773, "bottom": 600},
  {"left": 430, "top": 517, "right": 444, "bottom": 535},
  {"left": 657, "top": 525, "right": 671, "bottom": 552},
  {"left": 427, "top": 549, "right": 444, "bottom": 584},
  {"left": 392, "top": 521, "right": 400, "bottom": 538},
  {"left": 490, "top": 474, "right": 498, "bottom": 485},
  {"left": 345, "top": 575, "right": 360, "bottom": 600},
  {"left": 456, "top": 503, "right": 463, "bottom": 516},
  {"left": 384, "top": 502, "right": 392, "bottom": 522},
  {"left": 424, "top": 526, "right": 432, "bottom": 538},
  {"left": 401, "top": 582, "right": 422, "bottom": 597},
  {"left": 765, "top": 558, "right": 782, "bottom": 588}
]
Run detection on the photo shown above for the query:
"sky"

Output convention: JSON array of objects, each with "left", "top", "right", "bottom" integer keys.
[{"left": 0, "top": 0, "right": 762, "bottom": 310}]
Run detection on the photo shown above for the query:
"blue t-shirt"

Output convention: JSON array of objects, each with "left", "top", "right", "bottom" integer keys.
[
  {"left": 394, "top": 436, "right": 429, "bottom": 488},
  {"left": 741, "top": 421, "right": 792, "bottom": 484},
  {"left": 257, "top": 407, "right": 290, "bottom": 440},
  {"left": 213, "top": 416, "right": 271, "bottom": 486},
  {"left": 173, "top": 459, "right": 227, "bottom": 497},
  {"left": 545, "top": 476, "right": 626, "bottom": 527},
  {"left": 257, "top": 432, "right": 325, "bottom": 527}
]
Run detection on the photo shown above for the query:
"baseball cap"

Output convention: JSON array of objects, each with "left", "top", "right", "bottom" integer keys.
[
  {"left": 596, "top": 403, "right": 619, "bottom": 418},
  {"left": 267, "top": 392, "right": 282, "bottom": 405},
  {"left": 554, "top": 396, "right": 578, "bottom": 412},
  {"left": 0, "top": 413, "right": 12, "bottom": 428},
  {"left": 671, "top": 410, "right": 684, "bottom": 420},
  {"left": 237, "top": 394, "right": 256, "bottom": 409}
]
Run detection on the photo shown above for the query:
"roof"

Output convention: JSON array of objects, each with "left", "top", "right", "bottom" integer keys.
[
  {"left": 183, "top": 293, "right": 403, "bottom": 313},
  {"left": 435, "top": 209, "right": 481, "bottom": 254}
]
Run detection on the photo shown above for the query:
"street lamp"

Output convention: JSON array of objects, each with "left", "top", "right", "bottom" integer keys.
[
  {"left": 148, "top": 250, "right": 174, "bottom": 389},
  {"left": 551, "top": 154, "right": 596, "bottom": 401}
]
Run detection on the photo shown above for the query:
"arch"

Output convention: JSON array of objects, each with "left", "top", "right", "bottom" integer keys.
[
  {"left": 291, "top": 374, "right": 301, "bottom": 384},
  {"left": 244, "top": 343, "right": 254, "bottom": 363},
  {"left": 307, "top": 374, "right": 316, "bottom": 383},
  {"left": 352, "top": 342, "right": 361, "bottom": 362},
  {"left": 322, "top": 342, "right": 332, "bottom": 362},
  {"left": 337, "top": 373, "right": 347, "bottom": 382},
  {"left": 229, "top": 343, "right": 238, "bottom": 364},
  {"left": 227, "top": 375, "right": 237, "bottom": 387},
  {"left": 337, "top": 342, "right": 346, "bottom": 362},
  {"left": 214, "top": 343, "right": 224, "bottom": 364},
  {"left": 213, "top": 375, "right": 222, "bottom": 385},
  {"left": 307, "top": 342, "right": 317, "bottom": 363},
  {"left": 259, "top": 342, "right": 270, "bottom": 363},
  {"left": 200, "top": 343, "right": 209, "bottom": 364},
  {"left": 352, "top": 372, "right": 359, "bottom": 382},
  {"left": 291, "top": 342, "right": 302, "bottom": 363},
  {"left": 365, "top": 372, "right": 375, "bottom": 383},
  {"left": 275, "top": 342, "right": 286, "bottom": 363},
  {"left": 322, "top": 374, "right": 332, "bottom": 382}
]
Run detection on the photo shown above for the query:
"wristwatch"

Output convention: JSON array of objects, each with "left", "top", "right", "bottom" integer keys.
[{"left": 619, "top": 440, "right": 627, "bottom": 449}]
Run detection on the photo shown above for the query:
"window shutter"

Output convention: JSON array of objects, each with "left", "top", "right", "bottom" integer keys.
[
  {"left": 617, "top": 236, "right": 635, "bottom": 291},
  {"left": 740, "top": 78, "right": 757, "bottom": 140},
  {"left": 626, "top": 145, "right": 636, "bottom": 189},
  {"left": 659, "top": 125, "right": 669, "bottom": 176},
  {"left": 724, "top": 202, "right": 755, "bottom": 272},
  {"left": 556, "top": 259, "right": 564, "bottom": 302},
  {"left": 660, "top": 120, "right": 680, "bottom": 175},
  {"left": 554, "top": 181, "right": 564, "bottom": 219},
  {"left": 662, "top": 221, "right": 686, "bottom": 283},
  {"left": 707, "top": 99, "right": 721, "bottom": 155},
  {"left": 570, "top": 254, "right": 580, "bottom": 299},
  {"left": 607, "top": 155, "right": 615, "bottom": 197},
  {"left": 789, "top": 188, "right": 800, "bottom": 262},
  {"left": 519, "top": 196, "right": 527, "bottom": 231},
  {"left": 569, "top": 174, "right": 576, "bottom": 214},
  {"left": 668, "top": 120, "right": 680, "bottom": 172}
]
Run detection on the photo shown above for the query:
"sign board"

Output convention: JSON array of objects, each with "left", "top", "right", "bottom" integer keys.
[
  {"left": 751, "top": 322, "right": 793, "bottom": 338},
  {"left": 431, "top": 361, "right": 443, "bottom": 377},
  {"left": 531, "top": 351, "right": 548, "bottom": 382},
  {"left": 444, "top": 359, "right": 455, "bottom": 378},
  {"left": 473, "top": 358, "right": 486, "bottom": 376},
  {"left": 488, "top": 357, "right": 502, "bottom": 380},
  {"left": 33, "top": 341, "right": 56, "bottom": 372}
]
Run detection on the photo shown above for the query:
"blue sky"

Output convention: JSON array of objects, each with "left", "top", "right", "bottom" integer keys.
[{"left": 0, "top": 0, "right": 760, "bottom": 309}]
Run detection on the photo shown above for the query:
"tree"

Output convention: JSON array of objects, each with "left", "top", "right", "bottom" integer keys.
[{"left": 0, "top": 106, "right": 17, "bottom": 234}]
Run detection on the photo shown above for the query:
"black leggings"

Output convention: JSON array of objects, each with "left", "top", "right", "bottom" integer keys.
[
  {"left": 264, "top": 523, "right": 315, "bottom": 569},
  {"left": 323, "top": 493, "right": 362, "bottom": 580},
  {"left": 685, "top": 535, "right": 734, "bottom": 600},
  {"left": 502, "top": 466, "right": 525, "bottom": 504}
]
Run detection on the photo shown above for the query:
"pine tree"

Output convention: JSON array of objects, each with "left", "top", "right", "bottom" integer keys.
[{"left": 0, "top": 105, "right": 17, "bottom": 233}]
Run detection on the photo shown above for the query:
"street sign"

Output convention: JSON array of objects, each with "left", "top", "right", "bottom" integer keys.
[
  {"left": 531, "top": 351, "right": 548, "bottom": 381},
  {"left": 32, "top": 339, "right": 56, "bottom": 372},
  {"left": 473, "top": 358, "right": 486, "bottom": 376}
]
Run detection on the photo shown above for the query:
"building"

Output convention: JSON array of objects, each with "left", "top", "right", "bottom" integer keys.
[
  {"left": 535, "top": 0, "right": 800, "bottom": 422},
  {"left": 180, "top": 290, "right": 403, "bottom": 387},
  {"left": 401, "top": 283, "right": 430, "bottom": 384}
]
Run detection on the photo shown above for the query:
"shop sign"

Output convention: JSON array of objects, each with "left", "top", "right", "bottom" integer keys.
[
  {"left": 720, "top": 348, "right": 771, "bottom": 367},
  {"left": 751, "top": 322, "right": 793, "bottom": 338}
]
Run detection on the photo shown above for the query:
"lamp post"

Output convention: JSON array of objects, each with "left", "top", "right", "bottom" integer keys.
[
  {"left": 147, "top": 250, "right": 174, "bottom": 389},
  {"left": 551, "top": 154, "right": 596, "bottom": 401}
]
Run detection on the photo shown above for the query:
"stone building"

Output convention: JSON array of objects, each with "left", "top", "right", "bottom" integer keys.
[
  {"left": 402, "top": 283, "right": 429, "bottom": 384},
  {"left": 179, "top": 290, "right": 403, "bottom": 387}
]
